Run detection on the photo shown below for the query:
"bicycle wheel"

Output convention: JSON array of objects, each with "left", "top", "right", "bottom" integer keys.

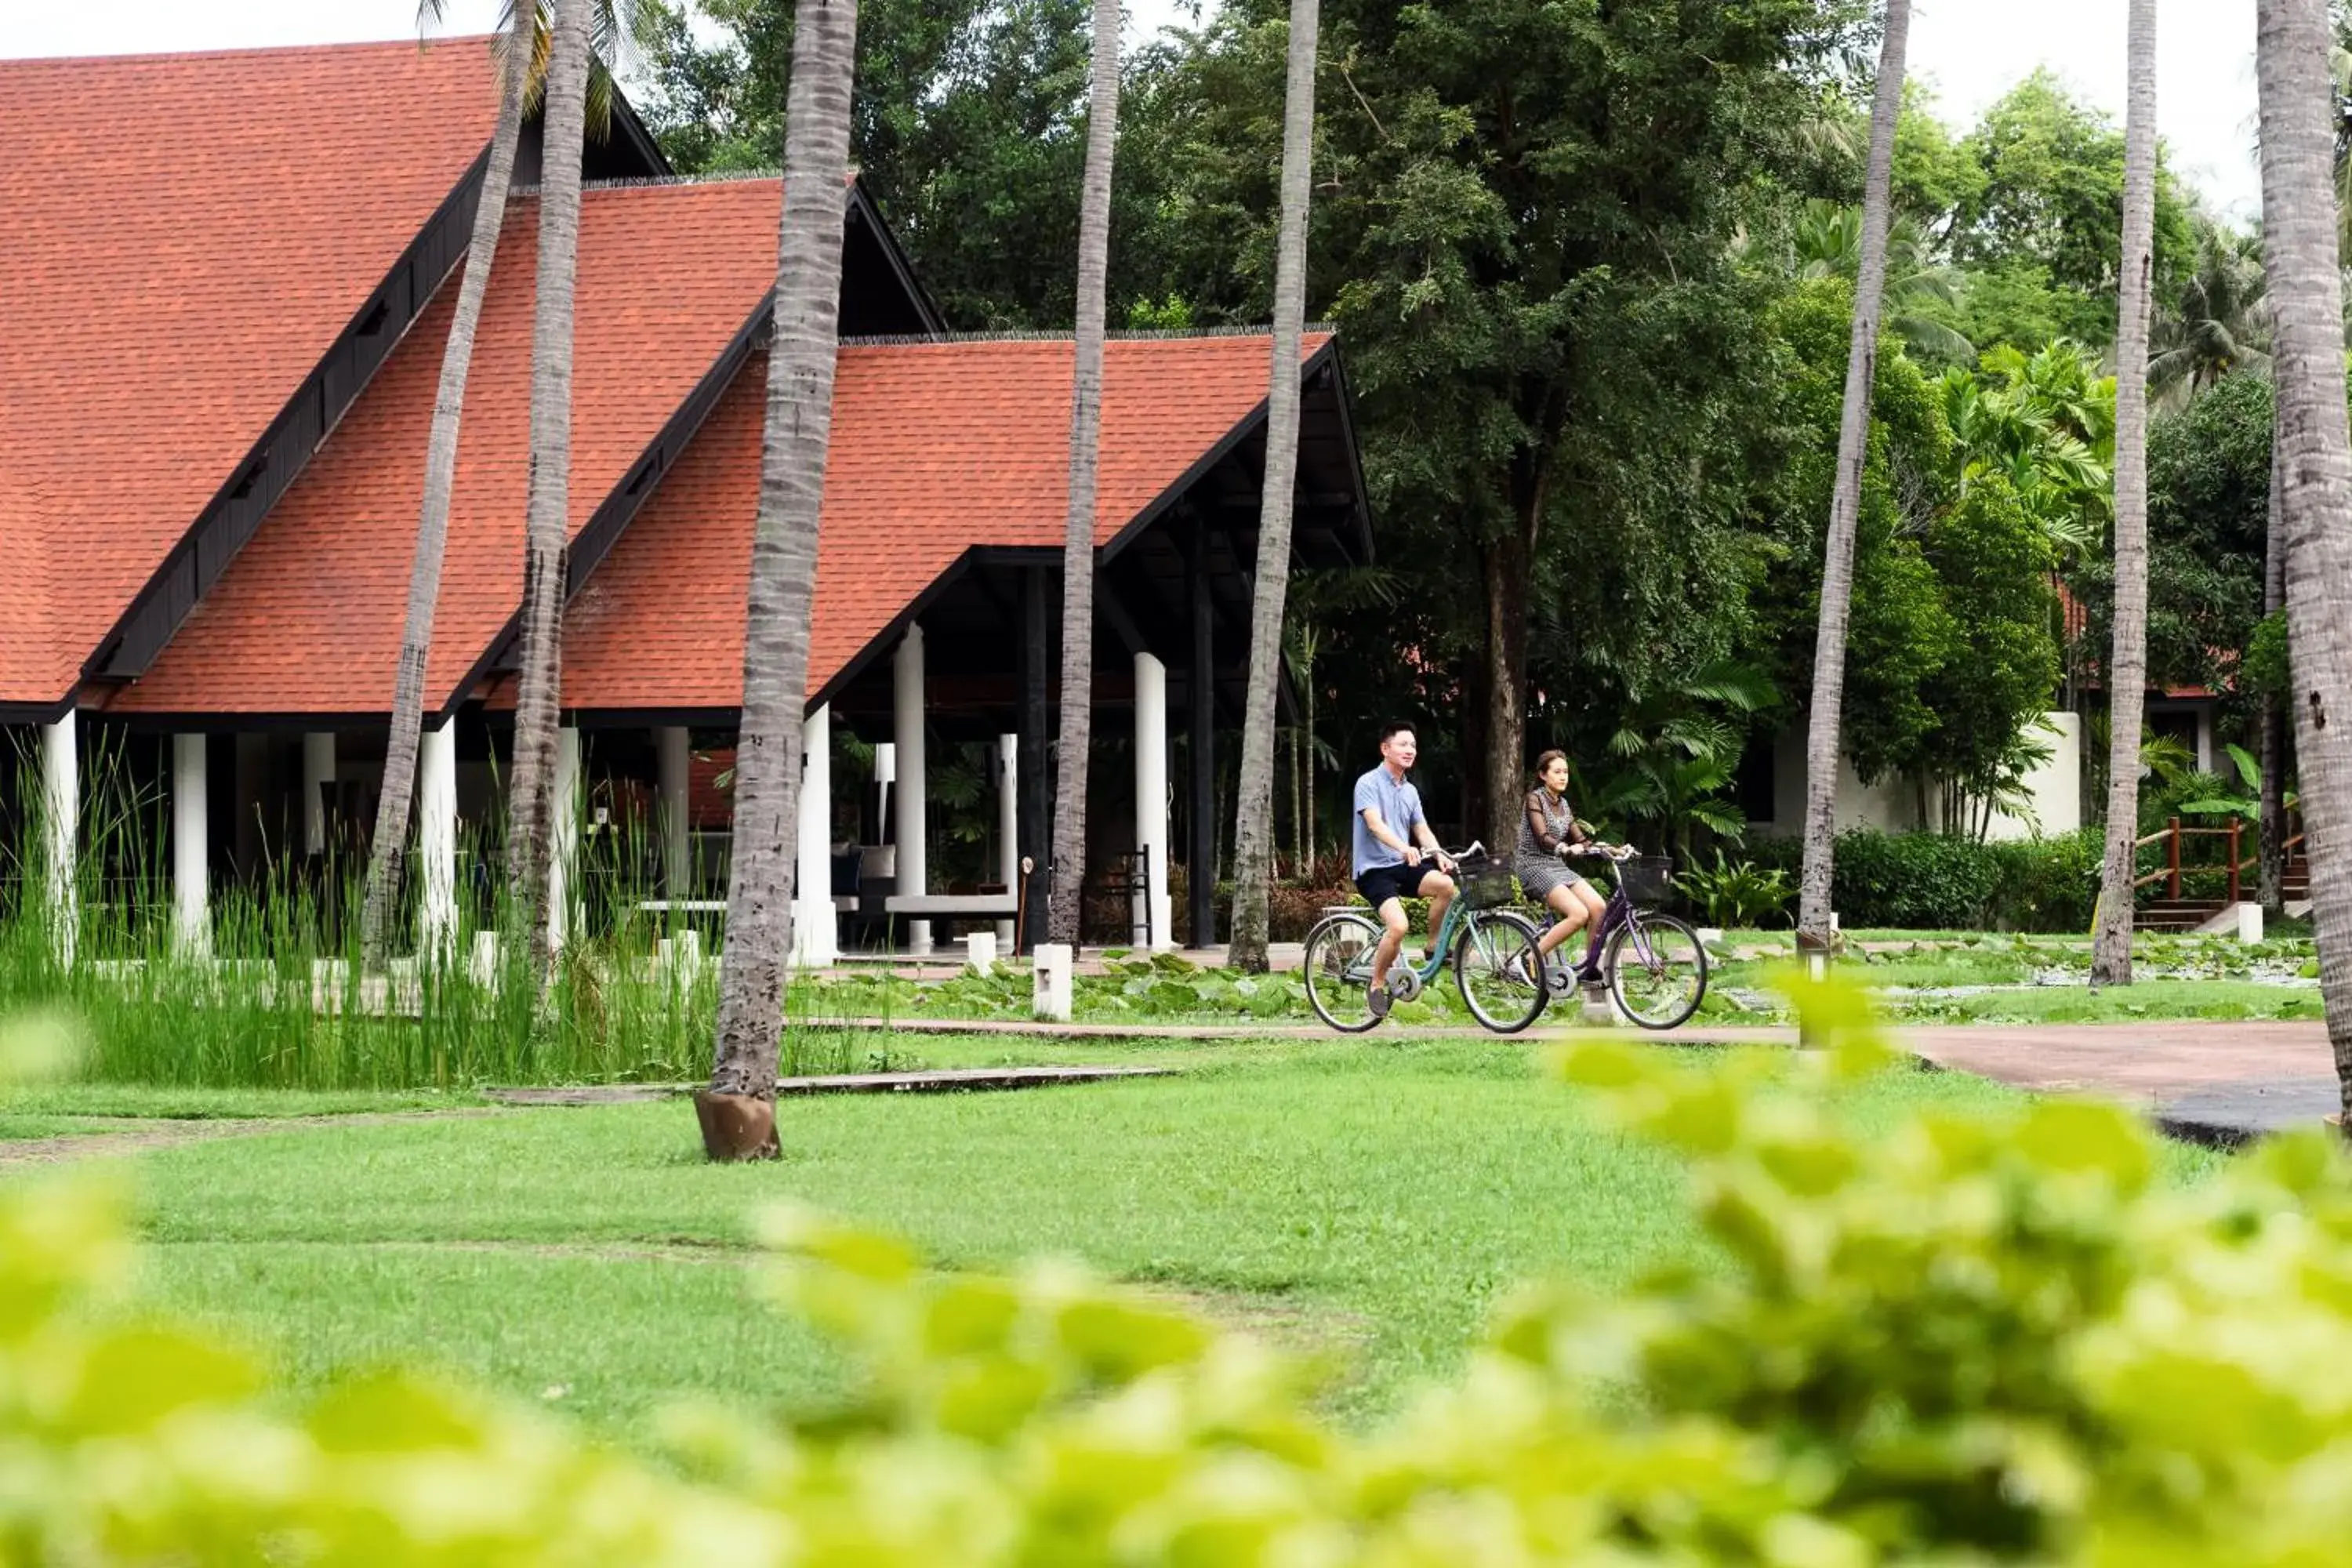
[
  {"left": 1454, "top": 909, "right": 1549, "bottom": 1034},
  {"left": 1304, "top": 912, "right": 1386, "bottom": 1033},
  {"left": 1604, "top": 914, "right": 1708, "bottom": 1031}
]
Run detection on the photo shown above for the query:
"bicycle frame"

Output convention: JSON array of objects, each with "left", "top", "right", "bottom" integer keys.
[{"left": 1559, "top": 859, "right": 1667, "bottom": 978}]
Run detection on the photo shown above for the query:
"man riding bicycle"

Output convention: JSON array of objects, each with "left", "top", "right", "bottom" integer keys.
[{"left": 1352, "top": 720, "right": 1456, "bottom": 1018}]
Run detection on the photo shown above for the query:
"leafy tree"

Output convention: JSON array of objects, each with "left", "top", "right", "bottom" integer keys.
[
  {"left": 2150, "top": 222, "right": 2271, "bottom": 409},
  {"left": 1791, "top": 198, "right": 1975, "bottom": 363},
  {"left": 1134, "top": 0, "right": 1875, "bottom": 854},
  {"left": 1951, "top": 69, "right": 2194, "bottom": 314},
  {"left": 637, "top": 0, "right": 1102, "bottom": 328},
  {"left": 1921, "top": 472, "right": 2063, "bottom": 834},
  {"left": 2077, "top": 372, "right": 2270, "bottom": 705}
]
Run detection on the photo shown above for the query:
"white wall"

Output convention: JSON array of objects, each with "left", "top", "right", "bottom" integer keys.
[{"left": 1757, "top": 710, "right": 2082, "bottom": 841}]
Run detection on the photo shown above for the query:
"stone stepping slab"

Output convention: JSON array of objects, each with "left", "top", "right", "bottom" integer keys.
[{"left": 485, "top": 1065, "right": 1174, "bottom": 1106}]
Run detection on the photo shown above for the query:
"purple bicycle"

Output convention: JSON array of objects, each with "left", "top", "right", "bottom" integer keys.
[{"left": 1543, "top": 843, "right": 1709, "bottom": 1030}]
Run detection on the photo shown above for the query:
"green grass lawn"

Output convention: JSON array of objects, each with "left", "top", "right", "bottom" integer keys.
[{"left": 2, "top": 1040, "right": 2123, "bottom": 1444}]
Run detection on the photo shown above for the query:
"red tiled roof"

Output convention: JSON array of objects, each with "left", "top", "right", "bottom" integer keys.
[
  {"left": 554, "top": 332, "right": 1330, "bottom": 712},
  {"left": 111, "top": 178, "right": 785, "bottom": 717},
  {"left": 0, "top": 38, "right": 505, "bottom": 709}
]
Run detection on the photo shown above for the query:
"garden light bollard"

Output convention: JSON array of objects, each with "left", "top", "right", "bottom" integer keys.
[
  {"left": 2238, "top": 902, "right": 2263, "bottom": 944},
  {"left": 1033, "top": 942, "right": 1073, "bottom": 1022},
  {"left": 966, "top": 930, "right": 997, "bottom": 977}
]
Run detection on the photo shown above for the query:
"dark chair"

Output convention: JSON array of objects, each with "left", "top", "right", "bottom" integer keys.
[{"left": 1091, "top": 848, "right": 1152, "bottom": 948}]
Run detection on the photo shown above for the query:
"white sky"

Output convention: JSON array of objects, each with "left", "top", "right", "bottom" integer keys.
[
  {"left": 1910, "top": 0, "right": 2261, "bottom": 220},
  {"left": 2, "top": 1, "right": 2263, "bottom": 217}
]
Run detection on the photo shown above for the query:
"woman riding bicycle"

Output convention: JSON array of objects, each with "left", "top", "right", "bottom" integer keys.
[{"left": 1515, "top": 750, "right": 1608, "bottom": 984}]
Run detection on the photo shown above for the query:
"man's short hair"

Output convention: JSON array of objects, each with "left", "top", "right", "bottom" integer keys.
[{"left": 1377, "top": 720, "right": 1417, "bottom": 746}]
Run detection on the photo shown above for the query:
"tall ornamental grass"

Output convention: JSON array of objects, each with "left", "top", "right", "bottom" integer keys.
[{"left": 0, "top": 740, "right": 878, "bottom": 1090}]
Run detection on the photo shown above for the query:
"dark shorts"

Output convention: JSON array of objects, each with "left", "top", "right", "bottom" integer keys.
[{"left": 1356, "top": 861, "right": 1452, "bottom": 910}]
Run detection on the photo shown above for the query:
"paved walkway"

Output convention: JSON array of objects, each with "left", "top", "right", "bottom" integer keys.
[
  {"left": 844, "top": 1014, "right": 2343, "bottom": 1144},
  {"left": 1893, "top": 1022, "right": 2339, "bottom": 1144}
]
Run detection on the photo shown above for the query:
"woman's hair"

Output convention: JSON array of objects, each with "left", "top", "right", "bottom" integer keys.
[{"left": 1531, "top": 750, "right": 1570, "bottom": 788}]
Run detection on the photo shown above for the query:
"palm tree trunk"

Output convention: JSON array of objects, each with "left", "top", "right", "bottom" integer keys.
[
  {"left": 2092, "top": 0, "right": 2159, "bottom": 986},
  {"left": 503, "top": 0, "right": 593, "bottom": 978},
  {"left": 359, "top": 18, "right": 533, "bottom": 973},
  {"left": 1229, "top": 0, "right": 1320, "bottom": 973},
  {"left": 1046, "top": 0, "right": 1123, "bottom": 950},
  {"left": 2261, "top": 427, "right": 2288, "bottom": 915},
  {"left": 2256, "top": 0, "right": 2352, "bottom": 1128},
  {"left": 699, "top": 0, "right": 861, "bottom": 1161},
  {"left": 1796, "top": 0, "right": 1911, "bottom": 948}
]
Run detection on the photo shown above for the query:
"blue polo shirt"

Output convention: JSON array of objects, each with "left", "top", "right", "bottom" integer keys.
[{"left": 1352, "top": 765, "right": 1425, "bottom": 877}]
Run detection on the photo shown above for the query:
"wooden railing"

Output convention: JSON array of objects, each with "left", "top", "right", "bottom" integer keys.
[{"left": 2132, "top": 816, "right": 2306, "bottom": 905}]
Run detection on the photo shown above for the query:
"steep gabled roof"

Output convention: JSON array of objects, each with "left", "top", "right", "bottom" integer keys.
[
  {"left": 552, "top": 331, "right": 1337, "bottom": 714},
  {"left": 0, "top": 37, "right": 506, "bottom": 713},
  {"left": 109, "top": 179, "right": 787, "bottom": 719}
]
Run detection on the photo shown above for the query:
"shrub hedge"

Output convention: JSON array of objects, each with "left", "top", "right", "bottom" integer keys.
[{"left": 1746, "top": 826, "right": 2103, "bottom": 932}]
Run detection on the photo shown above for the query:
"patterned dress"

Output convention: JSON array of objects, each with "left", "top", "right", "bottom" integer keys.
[{"left": 1514, "top": 787, "right": 1586, "bottom": 898}]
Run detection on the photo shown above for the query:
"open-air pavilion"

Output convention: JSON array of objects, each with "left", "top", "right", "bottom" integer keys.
[{"left": 0, "top": 37, "right": 1374, "bottom": 964}]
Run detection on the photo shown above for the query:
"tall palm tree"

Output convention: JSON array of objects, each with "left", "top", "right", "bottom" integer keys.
[
  {"left": 1796, "top": 0, "right": 1911, "bottom": 949},
  {"left": 2255, "top": 0, "right": 2352, "bottom": 1127},
  {"left": 361, "top": 0, "right": 653, "bottom": 970},
  {"left": 2149, "top": 227, "right": 2272, "bottom": 409},
  {"left": 360, "top": 5, "right": 535, "bottom": 971},
  {"left": 2092, "top": 0, "right": 2159, "bottom": 988},
  {"left": 699, "top": 0, "right": 862, "bottom": 1163},
  {"left": 1791, "top": 200, "right": 1975, "bottom": 365},
  {"left": 1229, "top": 0, "right": 1322, "bottom": 973},
  {"left": 503, "top": 0, "right": 593, "bottom": 978},
  {"left": 2261, "top": 433, "right": 2287, "bottom": 916},
  {"left": 1045, "top": 0, "right": 1122, "bottom": 951}
]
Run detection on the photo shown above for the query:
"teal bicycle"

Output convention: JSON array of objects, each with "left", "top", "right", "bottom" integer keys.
[{"left": 1302, "top": 844, "right": 1549, "bottom": 1034}]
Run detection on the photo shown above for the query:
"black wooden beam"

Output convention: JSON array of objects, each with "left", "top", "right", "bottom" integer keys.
[
  {"left": 1188, "top": 520, "right": 1215, "bottom": 947},
  {"left": 1018, "top": 567, "right": 1053, "bottom": 952}
]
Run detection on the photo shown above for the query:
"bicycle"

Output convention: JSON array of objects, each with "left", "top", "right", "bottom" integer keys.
[
  {"left": 1301, "top": 844, "right": 1550, "bottom": 1034},
  {"left": 1537, "top": 843, "right": 1710, "bottom": 1030}
]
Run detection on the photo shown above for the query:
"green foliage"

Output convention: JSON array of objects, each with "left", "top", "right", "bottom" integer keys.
[
  {"left": 2078, "top": 371, "right": 2271, "bottom": 703},
  {"left": 1677, "top": 853, "right": 1795, "bottom": 929},
  {"left": 22, "top": 975, "right": 2352, "bottom": 1563},
  {"left": 1751, "top": 828, "right": 2100, "bottom": 933},
  {"left": 1947, "top": 70, "right": 2196, "bottom": 346},
  {"left": 637, "top": 0, "right": 1109, "bottom": 328}
]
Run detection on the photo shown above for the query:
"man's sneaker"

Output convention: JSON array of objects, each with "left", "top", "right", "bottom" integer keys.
[{"left": 1367, "top": 983, "right": 1393, "bottom": 1020}]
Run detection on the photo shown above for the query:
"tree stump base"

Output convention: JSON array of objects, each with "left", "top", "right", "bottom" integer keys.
[{"left": 695, "top": 1090, "right": 780, "bottom": 1162}]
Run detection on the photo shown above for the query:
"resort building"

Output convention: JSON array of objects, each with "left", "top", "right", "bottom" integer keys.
[{"left": 0, "top": 38, "right": 1373, "bottom": 961}]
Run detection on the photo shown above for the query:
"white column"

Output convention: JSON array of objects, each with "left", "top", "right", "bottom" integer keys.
[
  {"left": 893, "top": 627, "right": 931, "bottom": 956},
  {"left": 418, "top": 717, "right": 458, "bottom": 959},
  {"left": 996, "top": 731, "right": 1018, "bottom": 948},
  {"left": 302, "top": 732, "right": 336, "bottom": 857},
  {"left": 1133, "top": 652, "right": 1173, "bottom": 950},
  {"left": 792, "top": 704, "right": 837, "bottom": 967},
  {"left": 172, "top": 732, "right": 209, "bottom": 956},
  {"left": 41, "top": 710, "right": 78, "bottom": 964},
  {"left": 549, "top": 726, "right": 581, "bottom": 951},
  {"left": 655, "top": 724, "right": 691, "bottom": 900}
]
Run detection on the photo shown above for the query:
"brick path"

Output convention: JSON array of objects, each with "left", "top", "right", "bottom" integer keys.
[{"left": 853, "top": 1014, "right": 2341, "bottom": 1142}]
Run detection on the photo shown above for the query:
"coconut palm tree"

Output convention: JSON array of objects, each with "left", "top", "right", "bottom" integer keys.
[
  {"left": 503, "top": 0, "right": 593, "bottom": 979},
  {"left": 2261, "top": 434, "right": 2288, "bottom": 916},
  {"left": 699, "top": 0, "right": 863, "bottom": 1163},
  {"left": 1791, "top": 200, "right": 1976, "bottom": 365},
  {"left": 2149, "top": 227, "right": 2272, "bottom": 409},
  {"left": 1045, "top": 0, "right": 1123, "bottom": 951},
  {"left": 1796, "top": 0, "right": 1912, "bottom": 949},
  {"left": 360, "top": 4, "right": 535, "bottom": 972},
  {"left": 1229, "top": 0, "right": 1322, "bottom": 973},
  {"left": 361, "top": 0, "right": 656, "bottom": 971},
  {"left": 2255, "top": 0, "right": 2352, "bottom": 1125},
  {"left": 2092, "top": 0, "right": 2159, "bottom": 989}
]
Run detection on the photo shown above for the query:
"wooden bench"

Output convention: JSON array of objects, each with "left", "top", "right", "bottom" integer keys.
[{"left": 884, "top": 893, "right": 1019, "bottom": 917}]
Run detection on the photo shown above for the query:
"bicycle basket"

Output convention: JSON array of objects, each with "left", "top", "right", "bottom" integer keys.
[
  {"left": 1459, "top": 855, "right": 1518, "bottom": 909},
  {"left": 1618, "top": 855, "right": 1674, "bottom": 909}
]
